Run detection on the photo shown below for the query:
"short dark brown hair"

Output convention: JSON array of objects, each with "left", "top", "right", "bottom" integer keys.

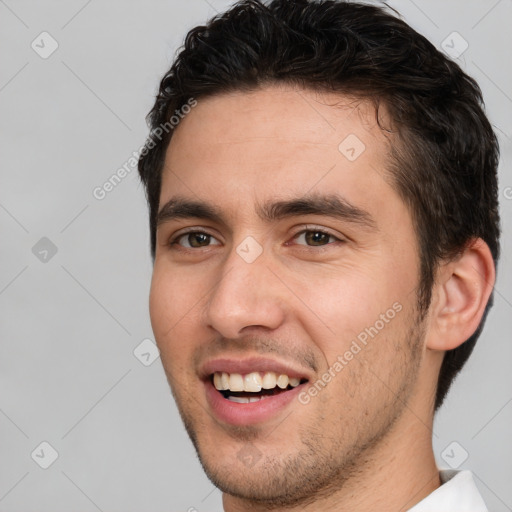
[{"left": 138, "top": 0, "right": 500, "bottom": 410}]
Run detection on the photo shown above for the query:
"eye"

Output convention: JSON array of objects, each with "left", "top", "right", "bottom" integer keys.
[
  {"left": 292, "top": 229, "right": 341, "bottom": 247},
  {"left": 171, "top": 231, "right": 221, "bottom": 249}
]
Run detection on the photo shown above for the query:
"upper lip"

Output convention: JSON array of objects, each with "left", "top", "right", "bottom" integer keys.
[{"left": 200, "top": 356, "right": 313, "bottom": 382}]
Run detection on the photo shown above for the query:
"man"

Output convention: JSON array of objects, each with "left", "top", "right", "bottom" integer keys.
[{"left": 138, "top": 1, "right": 500, "bottom": 510}]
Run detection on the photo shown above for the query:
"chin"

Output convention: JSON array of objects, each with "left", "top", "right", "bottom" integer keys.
[{"left": 192, "top": 432, "right": 355, "bottom": 508}]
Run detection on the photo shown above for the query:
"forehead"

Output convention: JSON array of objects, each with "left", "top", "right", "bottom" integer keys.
[{"left": 160, "top": 85, "right": 398, "bottom": 221}]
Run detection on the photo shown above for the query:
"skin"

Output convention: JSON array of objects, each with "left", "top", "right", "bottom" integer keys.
[{"left": 149, "top": 84, "right": 495, "bottom": 511}]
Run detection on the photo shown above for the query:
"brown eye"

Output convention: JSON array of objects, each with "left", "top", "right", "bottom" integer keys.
[
  {"left": 294, "top": 230, "right": 338, "bottom": 246},
  {"left": 173, "top": 232, "right": 220, "bottom": 248},
  {"left": 305, "top": 231, "right": 331, "bottom": 246}
]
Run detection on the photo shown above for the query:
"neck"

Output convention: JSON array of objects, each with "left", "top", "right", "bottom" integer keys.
[{"left": 223, "top": 407, "right": 440, "bottom": 512}]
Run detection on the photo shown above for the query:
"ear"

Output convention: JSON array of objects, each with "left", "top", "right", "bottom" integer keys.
[{"left": 426, "top": 238, "right": 496, "bottom": 351}]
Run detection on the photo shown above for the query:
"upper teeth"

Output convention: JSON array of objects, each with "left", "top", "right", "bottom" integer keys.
[{"left": 213, "top": 371, "right": 301, "bottom": 392}]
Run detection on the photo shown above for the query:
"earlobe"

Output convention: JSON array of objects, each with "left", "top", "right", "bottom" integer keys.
[{"left": 426, "top": 239, "right": 496, "bottom": 352}]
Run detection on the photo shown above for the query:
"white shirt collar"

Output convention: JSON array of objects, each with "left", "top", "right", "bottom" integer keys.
[{"left": 408, "top": 470, "right": 488, "bottom": 511}]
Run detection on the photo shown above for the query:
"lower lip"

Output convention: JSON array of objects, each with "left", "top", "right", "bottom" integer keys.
[{"left": 204, "top": 379, "right": 305, "bottom": 426}]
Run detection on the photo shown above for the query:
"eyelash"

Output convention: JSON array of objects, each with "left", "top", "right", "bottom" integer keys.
[
  {"left": 169, "top": 227, "right": 344, "bottom": 249},
  {"left": 291, "top": 228, "right": 341, "bottom": 246},
  {"left": 169, "top": 229, "right": 219, "bottom": 249}
]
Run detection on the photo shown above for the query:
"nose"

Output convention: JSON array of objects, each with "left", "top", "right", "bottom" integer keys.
[{"left": 203, "top": 246, "right": 286, "bottom": 339}]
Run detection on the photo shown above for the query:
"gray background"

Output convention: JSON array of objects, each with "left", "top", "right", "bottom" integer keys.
[{"left": 0, "top": 0, "right": 510, "bottom": 511}]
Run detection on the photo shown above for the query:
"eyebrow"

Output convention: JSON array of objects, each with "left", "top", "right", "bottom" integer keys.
[
  {"left": 156, "top": 194, "right": 377, "bottom": 231},
  {"left": 156, "top": 197, "right": 225, "bottom": 226}
]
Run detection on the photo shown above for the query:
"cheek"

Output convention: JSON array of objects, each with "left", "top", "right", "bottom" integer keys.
[
  {"left": 149, "top": 264, "right": 201, "bottom": 355},
  {"left": 288, "top": 263, "right": 413, "bottom": 362},
  {"left": 149, "top": 267, "right": 172, "bottom": 339}
]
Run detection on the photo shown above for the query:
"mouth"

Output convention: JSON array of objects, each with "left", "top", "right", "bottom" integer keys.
[
  {"left": 201, "top": 358, "right": 311, "bottom": 426},
  {"left": 212, "top": 371, "right": 308, "bottom": 403}
]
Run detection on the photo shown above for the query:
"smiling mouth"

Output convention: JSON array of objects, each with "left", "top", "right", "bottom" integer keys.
[{"left": 211, "top": 371, "right": 308, "bottom": 403}]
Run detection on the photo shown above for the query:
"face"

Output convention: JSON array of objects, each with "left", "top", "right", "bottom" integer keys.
[{"left": 150, "top": 85, "right": 427, "bottom": 505}]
